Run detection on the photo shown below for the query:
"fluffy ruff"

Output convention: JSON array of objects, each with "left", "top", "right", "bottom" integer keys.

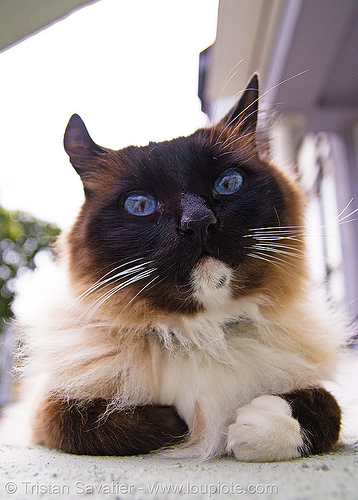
[{"left": 15, "top": 256, "right": 343, "bottom": 461}]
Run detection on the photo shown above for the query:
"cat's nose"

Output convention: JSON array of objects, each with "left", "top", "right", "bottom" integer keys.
[{"left": 179, "top": 195, "right": 217, "bottom": 245}]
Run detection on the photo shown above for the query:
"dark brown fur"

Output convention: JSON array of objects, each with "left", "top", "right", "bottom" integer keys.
[
  {"left": 33, "top": 395, "right": 188, "bottom": 455},
  {"left": 282, "top": 388, "right": 341, "bottom": 455}
]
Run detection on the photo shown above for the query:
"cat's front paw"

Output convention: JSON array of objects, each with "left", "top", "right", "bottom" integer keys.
[{"left": 227, "top": 395, "right": 304, "bottom": 462}]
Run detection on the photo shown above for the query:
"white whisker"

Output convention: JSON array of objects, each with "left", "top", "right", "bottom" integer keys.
[
  {"left": 92, "top": 269, "right": 155, "bottom": 310},
  {"left": 248, "top": 225, "right": 305, "bottom": 232},
  {"left": 247, "top": 252, "right": 290, "bottom": 275},
  {"left": 251, "top": 243, "right": 305, "bottom": 257},
  {"left": 78, "top": 259, "right": 154, "bottom": 301},
  {"left": 324, "top": 198, "right": 355, "bottom": 226},
  {"left": 250, "top": 236, "right": 305, "bottom": 244},
  {"left": 78, "top": 268, "right": 156, "bottom": 323},
  {"left": 335, "top": 218, "right": 357, "bottom": 226},
  {"left": 250, "top": 249, "right": 302, "bottom": 274},
  {"left": 332, "top": 209, "right": 358, "bottom": 225}
]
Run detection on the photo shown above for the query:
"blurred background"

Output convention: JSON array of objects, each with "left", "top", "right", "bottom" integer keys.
[{"left": 0, "top": 0, "right": 358, "bottom": 406}]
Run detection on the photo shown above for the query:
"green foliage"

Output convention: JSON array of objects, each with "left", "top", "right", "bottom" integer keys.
[{"left": 0, "top": 206, "right": 60, "bottom": 334}]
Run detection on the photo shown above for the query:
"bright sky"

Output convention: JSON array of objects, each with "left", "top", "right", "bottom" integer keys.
[{"left": 0, "top": 0, "right": 218, "bottom": 228}]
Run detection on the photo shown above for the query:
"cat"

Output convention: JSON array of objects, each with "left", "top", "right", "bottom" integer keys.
[{"left": 19, "top": 75, "right": 344, "bottom": 461}]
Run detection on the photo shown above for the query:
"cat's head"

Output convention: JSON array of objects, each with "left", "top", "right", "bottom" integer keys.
[{"left": 63, "top": 75, "right": 307, "bottom": 325}]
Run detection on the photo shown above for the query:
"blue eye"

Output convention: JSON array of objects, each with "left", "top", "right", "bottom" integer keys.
[
  {"left": 213, "top": 169, "right": 243, "bottom": 195},
  {"left": 124, "top": 192, "right": 158, "bottom": 216}
]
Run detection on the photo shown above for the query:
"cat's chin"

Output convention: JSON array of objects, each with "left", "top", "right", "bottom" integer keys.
[
  {"left": 191, "top": 257, "right": 233, "bottom": 308},
  {"left": 195, "top": 256, "right": 231, "bottom": 285}
]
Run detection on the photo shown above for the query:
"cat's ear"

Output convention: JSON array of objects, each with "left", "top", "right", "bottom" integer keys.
[
  {"left": 218, "top": 74, "right": 259, "bottom": 133},
  {"left": 64, "top": 114, "right": 103, "bottom": 186}
]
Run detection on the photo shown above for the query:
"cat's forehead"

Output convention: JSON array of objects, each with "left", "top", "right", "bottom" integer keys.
[
  {"left": 117, "top": 135, "right": 202, "bottom": 189},
  {"left": 119, "top": 131, "right": 252, "bottom": 188},
  {"left": 129, "top": 134, "right": 207, "bottom": 169}
]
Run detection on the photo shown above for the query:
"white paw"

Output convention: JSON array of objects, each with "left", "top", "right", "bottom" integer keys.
[{"left": 227, "top": 395, "right": 304, "bottom": 462}]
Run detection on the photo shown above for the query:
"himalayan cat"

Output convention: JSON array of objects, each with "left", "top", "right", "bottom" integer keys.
[{"left": 19, "top": 75, "right": 344, "bottom": 462}]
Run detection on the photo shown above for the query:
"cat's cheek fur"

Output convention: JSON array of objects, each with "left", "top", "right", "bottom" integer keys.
[{"left": 227, "top": 395, "right": 303, "bottom": 462}]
